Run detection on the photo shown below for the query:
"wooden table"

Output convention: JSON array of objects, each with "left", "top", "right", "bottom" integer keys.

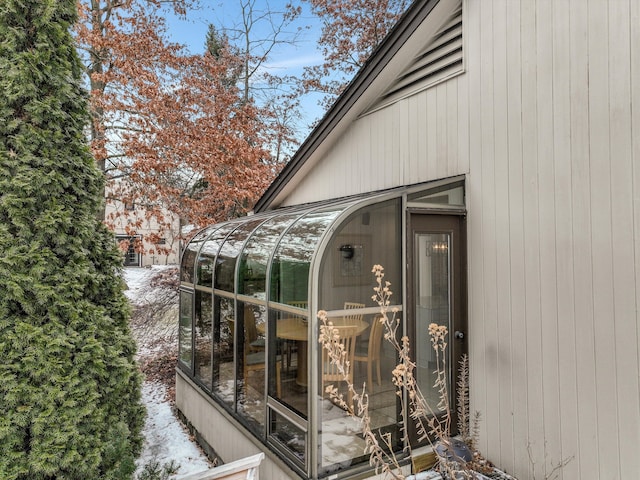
[
  {"left": 274, "top": 318, "right": 309, "bottom": 387},
  {"left": 256, "top": 317, "right": 369, "bottom": 387},
  {"left": 272, "top": 317, "right": 369, "bottom": 387}
]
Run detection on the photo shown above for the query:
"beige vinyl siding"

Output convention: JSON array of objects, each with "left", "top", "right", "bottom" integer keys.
[
  {"left": 607, "top": 1, "right": 638, "bottom": 478},
  {"left": 503, "top": 0, "right": 528, "bottom": 474},
  {"left": 282, "top": 77, "right": 467, "bottom": 207},
  {"left": 586, "top": 2, "right": 612, "bottom": 478},
  {"left": 277, "top": 0, "right": 638, "bottom": 478},
  {"left": 552, "top": 2, "right": 579, "bottom": 479},
  {"left": 464, "top": 1, "right": 639, "bottom": 479}
]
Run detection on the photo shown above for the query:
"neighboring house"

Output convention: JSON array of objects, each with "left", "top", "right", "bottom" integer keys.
[
  {"left": 176, "top": 0, "right": 640, "bottom": 479},
  {"left": 105, "top": 195, "right": 180, "bottom": 266}
]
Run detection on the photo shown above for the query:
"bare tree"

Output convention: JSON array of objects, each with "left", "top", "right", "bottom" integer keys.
[{"left": 210, "top": 0, "right": 306, "bottom": 163}]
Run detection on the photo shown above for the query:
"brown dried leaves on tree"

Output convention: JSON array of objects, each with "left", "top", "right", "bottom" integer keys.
[
  {"left": 300, "top": 0, "right": 411, "bottom": 106},
  {"left": 76, "top": 0, "right": 280, "bottom": 253}
]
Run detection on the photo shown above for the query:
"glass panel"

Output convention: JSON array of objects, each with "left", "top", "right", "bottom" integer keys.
[
  {"left": 237, "top": 301, "right": 267, "bottom": 436},
  {"left": 317, "top": 199, "right": 403, "bottom": 475},
  {"left": 319, "top": 199, "right": 401, "bottom": 310},
  {"left": 215, "top": 218, "right": 265, "bottom": 292},
  {"left": 180, "top": 227, "right": 215, "bottom": 284},
  {"left": 317, "top": 314, "right": 402, "bottom": 476},
  {"left": 194, "top": 290, "right": 213, "bottom": 390},
  {"left": 239, "top": 213, "right": 301, "bottom": 299},
  {"left": 269, "top": 410, "right": 306, "bottom": 466},
  {"left": 409, "top": 184, "right": 465, "bottom": 206},
  {"left": 415, "top": 232, "right": 451, "bottom": 412},
  {"left": 270, "top": 207, "right": 345, "bottom": 305},
  {"left": 213, "top": 296, "right": 235, "bottom": 408},
  {"left": 196, "top": 223, "right": 238, "bottom": 288},
  {"left": 270, "top": 309, "right": 308, "bottom": 418},
  {"left": 178, "top": 291, "right": 193, "bottom": 368}
]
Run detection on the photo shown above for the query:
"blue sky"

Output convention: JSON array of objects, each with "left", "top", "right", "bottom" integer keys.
[
  {"left": 163, "top": 1, "right": 327, "bottom": 134},
  {"left": 166, "top": 1, "right": 322, "bottom": 60}
]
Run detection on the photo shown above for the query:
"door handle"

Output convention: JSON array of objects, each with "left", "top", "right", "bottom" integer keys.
[{"left": 454, "top": 330, "right": 465, "bottom": 340}]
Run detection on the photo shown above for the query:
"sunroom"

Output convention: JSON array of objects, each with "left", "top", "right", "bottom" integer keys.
[{"left": 177, "top": 177, "right": 467, "bottom": 479}]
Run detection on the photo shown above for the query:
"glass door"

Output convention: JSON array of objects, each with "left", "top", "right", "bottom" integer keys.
[{"left": 406, "top": 214, "right": 466, "bottom": 445}]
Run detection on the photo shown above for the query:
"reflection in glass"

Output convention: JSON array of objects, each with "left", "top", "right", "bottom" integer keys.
[
  {"left": 270, "top": 309, "right": 308, "bottom": 418},
  {"left": 318, "top": 314, "right": 403, "bottom": 477},
  {"left": 181, "top": 226, "right": 216, "bottom": 284},
  {"left": 318, "top": 199, "right": 402, "bottom": 475},
  {"left": 196, "top": 223, "right": 238, "bottom": 288},
  {"left": 213, "top": 296, "right": 235, "bottom": 408},
  {"left": 178, "top": 291, "right": 193, "bottom": 368},
  {"left": 409, "top": 183, "right": 465, "bottom": 206},
  {"left": 194, "top": 291, "right": 213, "bottom": 390},
  {"left": 215, "top": 218, "right": 265, "bottom": 292},
  {"left": 415, "top": 232, "right": 451, "bottom": 413},
  {"left": 270, "top": 410, "right": 306, "bottom": 466},
  {"left": 319, "top": 199, "right": 401, "bottom": 311},
  {"left": 239, "top": 213, "right": 301, "bottom": 299},
  {"left": 238, "top": 302, "right": 267, "bottom": 436},
  {"left": 270, "top": 207, "right": 344, "bottom": 305}
]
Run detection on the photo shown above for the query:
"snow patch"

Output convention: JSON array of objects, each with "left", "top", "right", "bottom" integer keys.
[
  {"left": 123, "top": 267, "right": 212, "bottom": 478},
  {"left": 135, "top": 382, "right": 211, "bottom": 477}
]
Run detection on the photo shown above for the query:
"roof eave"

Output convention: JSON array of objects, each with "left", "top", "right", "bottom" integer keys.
[{"left": 253, "top": 0, "right": 441, "bottom": 213}]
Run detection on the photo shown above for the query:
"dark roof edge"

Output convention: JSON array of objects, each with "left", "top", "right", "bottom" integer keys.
[{"left": 254, "top": 0, "right": 441, "bottom": 213}]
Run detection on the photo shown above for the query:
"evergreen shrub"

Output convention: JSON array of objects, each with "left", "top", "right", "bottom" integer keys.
[{"left": 0, "top": 1, "right": 144, "bottom": 478}]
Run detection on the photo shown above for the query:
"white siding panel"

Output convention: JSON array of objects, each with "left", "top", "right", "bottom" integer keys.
[
  {"left": 407, "top": 86, "right": 421, "bottom": 181},
  {"left": 351, "top": 125, "right": 365, "bottom": 195},
  {"left": 371, "top": 107, "right": 386, "bottom": 190},
  {"left": 609, "top": 1, "right": 640, "bottom": 478},
  {"left": 479, "top": 0, "right": 501, "bottom": 461},
  {"left": 436, "top": 80, "right": 449, "bottom": 177},
  {"left": 536, "top": 1, "right": 563, "bottom": 477},
  {"left": 457, "top": 64, "right": 470, "bottom": 175},
  {"left": 426, "top": 88, "right": 439, "bottom": 178},
  {"left": 391, "top": 102, "right": 404, "bottom": 187},
  {"left": 376, "top": 105, "right": 388, "bottom": 187},
  {"left": 282, "top": 81, "right": 468, "bottom": 205},
  {"left": 446, "top": 79, "right": 459, "bottom": 176},
  {"left": 492, "top": 0, "right": 514, "bottom": 472},
  {"left": 342, "top": 128, "right": 354, "bottom": 196},
  {"left": 505, "top": 0, "right": 528, "bottom": 474},
  {"left": 358, "top": 119, "right": 373, "bottom": 192},
  {"left": 519, "top": 2, "right": 546, "bottom": 477},
  {"left": 464, "top": 0, "right": 486, "bottom": 456},
  {"left": 569, "top": 0, "right": 599, "bottom": 477},
  {"left": 552, "top": 1, "right": 580, "bottom": 478},
  {"left": 587, "top": 2, "right": 620, "bottom": 478},
  {"left": 382, "top": 107, "right": 397, "bottom": 191},
  {"left": 399, "top": 92, "right": 410, "bottom": 184},
  {"left": 631, "top": 1, "right": 640, "bottom": 476}
]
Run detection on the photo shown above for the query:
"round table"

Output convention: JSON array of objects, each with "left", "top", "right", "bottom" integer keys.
[{"left": 275, "top": 317, "right": 369, "bottom": 387}]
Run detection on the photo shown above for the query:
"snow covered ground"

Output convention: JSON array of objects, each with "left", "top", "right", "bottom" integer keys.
[
  {"left": 135, "top": 382, "right": 211, "bottom": 477},
  {"left": 123, "top": 266, "right": 212, "bottom": 478}
]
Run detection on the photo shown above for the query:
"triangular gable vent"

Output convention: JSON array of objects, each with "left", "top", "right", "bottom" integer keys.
[{"left": 367, "top": 2, "right": 463, "bottom": 113}]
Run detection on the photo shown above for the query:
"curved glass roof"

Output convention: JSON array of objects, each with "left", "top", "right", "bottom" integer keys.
[
  {"left": 238, "top": 212, "right": 300, "bottom": 299},
  {"left": 180, "top": 199, "right": 361, "bottom": 301},
  {"left": 181, "top": 177, "right": 466, "bottom": 302}
]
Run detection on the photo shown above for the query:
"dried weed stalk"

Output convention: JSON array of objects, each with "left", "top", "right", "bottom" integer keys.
[{"left": 318, "top": 265, "right": 493, "bottom": 479}]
